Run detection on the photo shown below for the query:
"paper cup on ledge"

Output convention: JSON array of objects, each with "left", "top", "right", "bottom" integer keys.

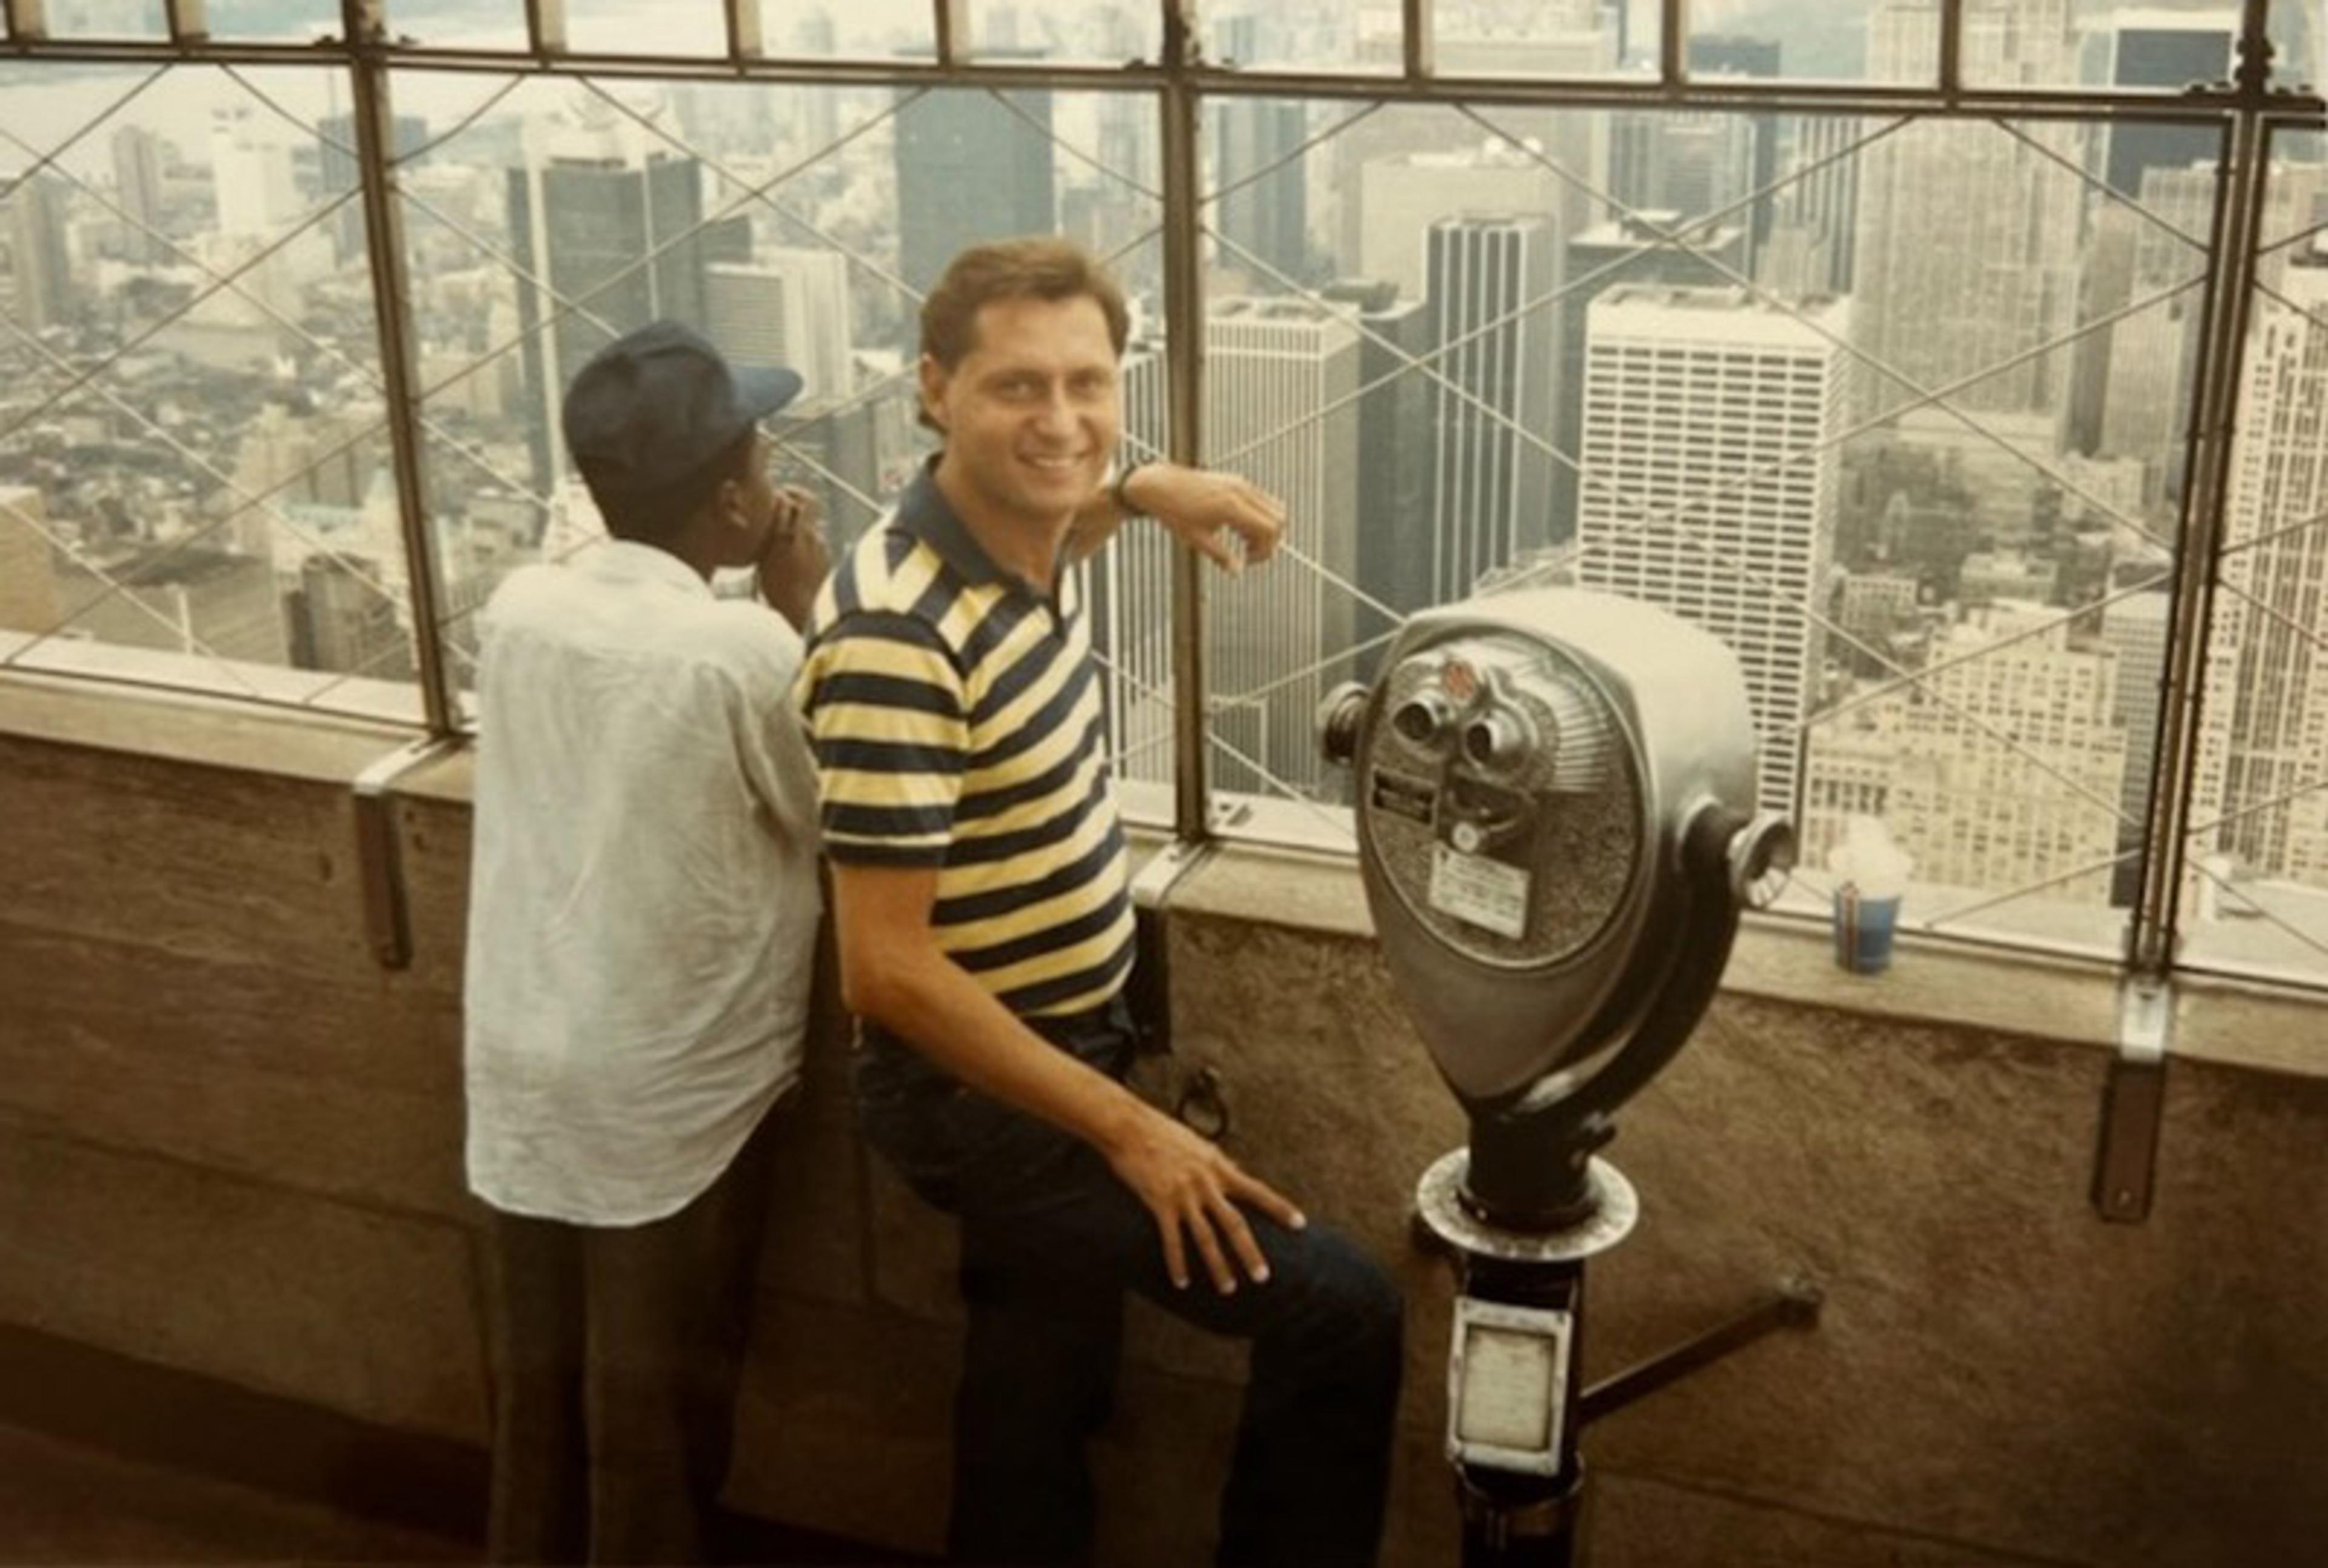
[
  {"left": 1831, "top": 884, "right": 1901, "bottom": 975},
  {"left": 1827, "top": 815, "right": 1912, "bottom": 976}
]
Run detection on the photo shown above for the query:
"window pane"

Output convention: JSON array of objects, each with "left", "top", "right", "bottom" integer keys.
[
  {"left": 0, "top": 64, "right": 423, "bottom": 724},
  {"left": 2180, "top": 135, "right": 2328, "bottom": 984},
  {"left": 965, "top": 1, "right": 1161, "bottom": 65},
  {"left": 1434, "top": 0, "right": 1651, "bottom": 79},
  {"left": 1690, "top": 1, "right": 1919, "bottom": 85},
  {"left": 2272, "top": 0, "right": 2323, "bottom": 89},
  {"left": 563, "top": 0, "right": 730, "bottom": 57},
  {"left": 390, "top": 1, "right": 531, "bottom": 51},
  {"left": 756, "top": 0, "right": 934, "bottom": 60},
  {"left": 1197, "top": 2, "right": 1400, "bottom": 75},
  {"left": 35, "top": 1, "right": 165, "bottom": 38},
  {"left": 204, "top": 1, "right": 342, "bottom": 41}
]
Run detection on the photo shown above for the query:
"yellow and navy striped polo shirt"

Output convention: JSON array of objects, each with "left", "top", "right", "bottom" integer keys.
[{"left": 795, "top": 465, "right": 1135, "bottom": 1019}]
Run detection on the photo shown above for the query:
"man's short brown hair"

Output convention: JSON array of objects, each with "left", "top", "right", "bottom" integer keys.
[{"left": 919, "top": 238, "right": 1132, "bottom": 373}]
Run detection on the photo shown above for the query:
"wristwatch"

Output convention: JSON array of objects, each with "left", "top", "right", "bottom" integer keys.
[{"left": 1111, "top": 459, "right": 1151, "bottom": 518}]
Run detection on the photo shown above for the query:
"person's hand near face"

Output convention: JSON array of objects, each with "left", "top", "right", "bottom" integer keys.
[{"left": 755, "top": 484, "right": 829, "bottom": 632}]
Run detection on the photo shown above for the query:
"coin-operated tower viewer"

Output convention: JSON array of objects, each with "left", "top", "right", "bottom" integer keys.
[{"left": 1318, "top": 587, "right": 1815, "bottom": 1566}]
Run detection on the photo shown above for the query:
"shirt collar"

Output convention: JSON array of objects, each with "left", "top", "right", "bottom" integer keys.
[
  {"left": 579, "top": 538, "right": 715, "bottom": 599},
  {"left": 894, "top": 458, "right": 1067, "bottom": 604}
]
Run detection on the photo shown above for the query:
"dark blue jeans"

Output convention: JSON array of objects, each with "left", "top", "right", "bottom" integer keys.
[{"left": 857, "top": 996, "right": 1404, "bottom": 1567}]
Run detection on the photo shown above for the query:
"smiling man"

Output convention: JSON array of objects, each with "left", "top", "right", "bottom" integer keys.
[{"left": 795, "top": 239, "right": 1403, "bottom": 1567}]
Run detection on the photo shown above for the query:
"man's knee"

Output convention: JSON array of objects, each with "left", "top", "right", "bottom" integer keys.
[{"left": 1279, "top": 1225, "right": 1405, "bottom": 1369}]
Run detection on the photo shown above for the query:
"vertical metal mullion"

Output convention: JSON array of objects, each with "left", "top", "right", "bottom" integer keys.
[
  {"left": 1659, "top": 0, "right": 1683, "bottom": 87},
  {"left": 5, "top": 1, "right": 47, "bottom": 42},
  {"left": 164, "top": 0, "right": 206, "bottom": 45},
  {"left": 341, "top": 0, "right": 455, "bottom": 735},
  {"left": 525, "top": 0, "right": 566, "bottom": 58},
  {"left": 723, "top": 0, "right": 761, "bottom": 62},
  {"left": 1938, "top": 0, "right": 1963, "bottom": 98},
  {"left": 2128, "top": 0, "right": 2278, "bottom": 975},
  {"left": 1402, "top": 0, "right": 1432, "bottom": 82},
  {"left": 1160, "top": 0, "right": 1208, "bottom": 841},
  {"left": 934, "top": 0, "right": 967, "bottom": 67}
]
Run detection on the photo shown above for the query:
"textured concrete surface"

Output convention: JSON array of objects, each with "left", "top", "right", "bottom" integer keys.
[
  {"left": 0, "top": 1420, "right": 470, "bottom": 1566},
  {"left": 0, "top": 1131, "right": 488, "bottom": 1443}
]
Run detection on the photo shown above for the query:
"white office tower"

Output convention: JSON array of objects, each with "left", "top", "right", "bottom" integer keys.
[
  {"left": 706, "top": 249, "right": 855, "bottom": 401},
  {"left": 2101, "top": 590, "right": 2172, "bottom": 859},
  {"left": 1427, "top": 215, "right": 1560, "bottom": 602},
  {"left": 1094, "top": 346, "right": 1175, "bottom": 795},
  {"left": 1203, "top": 298, "right": 1362, "bottom": 798},
  {"left": 1576, "top": 285, "right": 1850, "bottom": 816},
  {"left": 1805, "top": 601, "right": 2128, "bottom": 908},
  {"left": 1856, "top": 0, "right": 2083, "bottom": 418},
  {"left": 2198, "top": 249, "right": 2328, "bottom": 886},
  {"left": 210, "top": 105, "right": 304, "bottom": 239}
]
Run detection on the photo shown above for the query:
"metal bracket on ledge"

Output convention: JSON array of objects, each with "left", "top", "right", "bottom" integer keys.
[
  {"left": 352, "top": 736, "right": 461, "bottom": 970},
  {"left": 2093, "top": 975, "right": 2173, "bottom": 1224},
  {"left": 1126, "top": 838, "right": 1216, "bottom": 1057}
]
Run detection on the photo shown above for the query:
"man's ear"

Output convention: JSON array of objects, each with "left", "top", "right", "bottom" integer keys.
[{"left": 917, "top": 352, "right": 948, "bottom": 433}]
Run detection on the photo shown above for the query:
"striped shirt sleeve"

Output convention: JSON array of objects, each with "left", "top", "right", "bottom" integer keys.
[{"left": 798, "top": 612, "right": 971, "bottom": 867}]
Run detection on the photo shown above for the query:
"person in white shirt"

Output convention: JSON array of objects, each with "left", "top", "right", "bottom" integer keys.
[{"left": 464, "top": 320, "right": 829, "bottom": 1564}]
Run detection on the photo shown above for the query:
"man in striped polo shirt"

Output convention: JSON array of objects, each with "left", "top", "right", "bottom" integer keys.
[{"left": 796, "top": 239, "right": 1402, "bottom": 1567}]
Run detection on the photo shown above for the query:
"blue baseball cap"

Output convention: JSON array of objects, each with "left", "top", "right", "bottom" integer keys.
[{"left": 561, "top": 320, "right": 804, "bottom": 505}]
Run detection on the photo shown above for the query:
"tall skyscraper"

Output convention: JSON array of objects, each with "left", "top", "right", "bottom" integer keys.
[
  {"left": 289, "top": 552, "right": 411, "bottom": 679},
  {"left": 894, "top": 70, "right": 1056, "bottom": 298},
  {"left": 1576, "top": 285, "right": 1850, "bottom": 814},
  {"left": 2069, "top": 15, "right": 2236, "bottom": 455},
  {"left": 1766, "top": 113, "right": 1864, "bottom": 296},
  {"left": 2201, "top": 246, "right": 2328, "bottom": 884},
  {"left": 2101, "top": 589, "right": 2171, "bottom": 904},
  {"left": 1856, "top": 0, "right": 2084, "bottom": 418},
  {"left": 1199, "top": 297, "right": 1362, "bottom": 796},
  {"left": 1092, "top": 345, "right": 1174, "bottom": 792},
  {"left": 1425, "top": 215, "right": 1560, "bottom": 603},
  {"left": 507, "top": 112, "right": 714, "bottom": 493},
  {"left": 1556, "top": 213, "right": 1745, "bottom": 538},
  {"left": 1321, "top": 278, "right": 1438, "bottom": 629},
  {"left": 8, "top": 172, "right": 75, "bottom": 331},
  {"left": 1208, "top": 96, "right": 1309, "bottom": 289},
  {"left": 318, "top": 112, "right": 428, "bottom": 265},
  {"left": 210, "top": 104, "right": 303, "bottom": 239},
  {"left": 1353, "top": 152, "right": 1562, "bottom": 301},
  {"left": 109, "top": 124, "right": 166, "bottom": 265},
  {"left": 707, "top": 248, "right": 854, "bottom": 401},
  {"left": 2094, "top": 13, "right": 2236, "bottom": 199}
]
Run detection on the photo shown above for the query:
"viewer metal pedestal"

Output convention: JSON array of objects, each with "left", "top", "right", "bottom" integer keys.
[{"left": 1417, "top": 1150, "right": 1822, "bottom": 1567}]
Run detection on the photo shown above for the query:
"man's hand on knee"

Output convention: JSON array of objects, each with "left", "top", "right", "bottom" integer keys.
[{"left": 1100, "top": 1103, "right": 1305, "bottom": 1295}]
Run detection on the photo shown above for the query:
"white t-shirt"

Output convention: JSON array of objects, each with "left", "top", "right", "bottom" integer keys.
[{"left": 464, "top": 541, "right": 822, "bottom": 1226}]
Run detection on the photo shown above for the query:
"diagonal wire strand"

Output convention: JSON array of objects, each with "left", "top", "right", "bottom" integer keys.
[
  {"left": 0, "top": 491, "right": 272, "bottom": 698},
  {"left": 981, "top": 83, "right": 1162, "bottom": 204},
  {"left": 0, "top": 64, "right": 169, "bottom": 200},
  {"left": 0, "top": 190, "right": 361, "bottom": 448},
  {"left": 409, "top": 80, "right": 930, "bottom": 415},
  {"left": 1200, "top": 99, "right": 1385, "bottom": 213},
  {"left": 1456, "top": 101, "right": 2180, "bottom": 558},
  {"left": 1799, "top": 570, "right": 2178, "bottom": 735},
  {"left": 0, "top": 313, "right": 421, "bottom": 666}
]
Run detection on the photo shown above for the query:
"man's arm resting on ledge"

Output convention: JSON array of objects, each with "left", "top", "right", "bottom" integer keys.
[
  {"left": 831, "top": 860, "right": 1304, "bottom": 1294},
  {"left": 1063, "top": 461, "right": 1288, "bottom": 572}
]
